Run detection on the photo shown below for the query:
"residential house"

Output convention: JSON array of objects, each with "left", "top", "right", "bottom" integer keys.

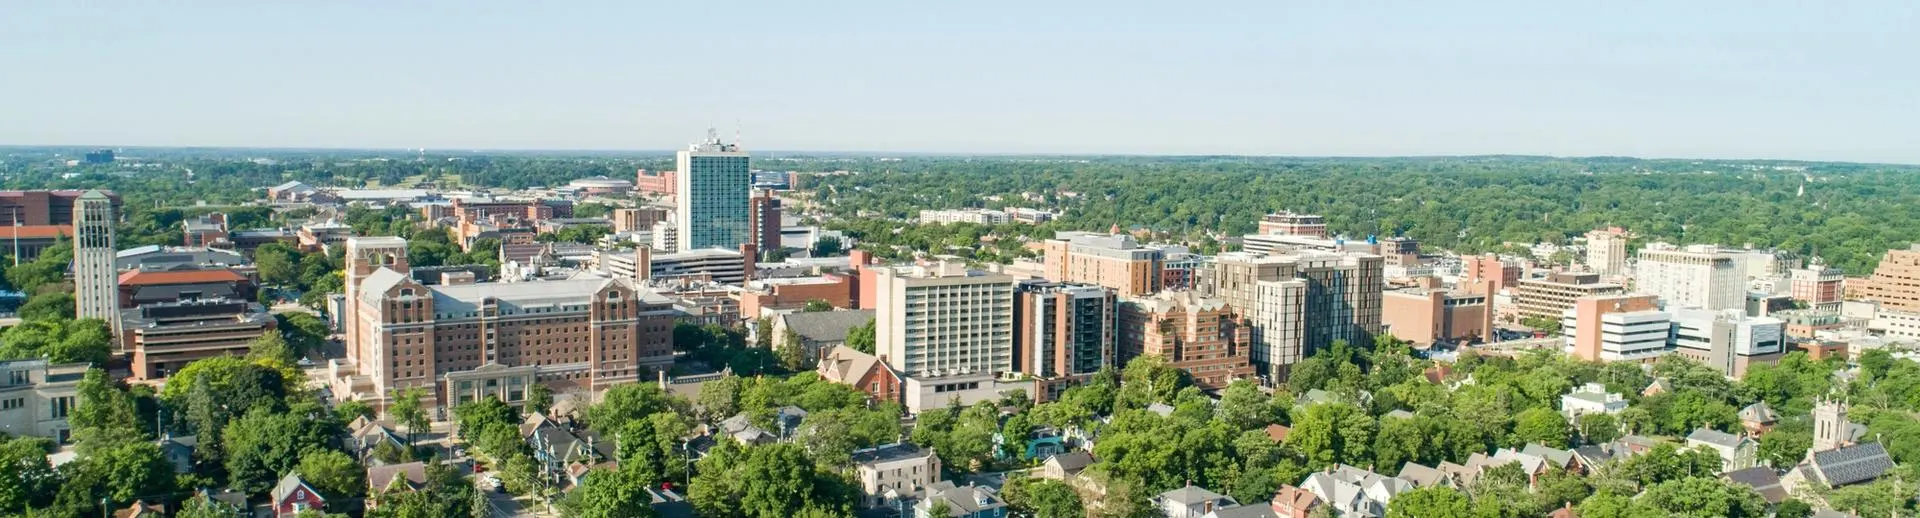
[
  {"left": 112, "top": 500, "right": 164, "bottom": 518},
  {"left": 1723, "top": 466, "right": 1788, "bottom": 504},
  {"left": 1559, "top": 382, "right": 1628, "bottom": 421},
  {"left": 157, "top": 434, "right": 196, "bottom": 474},
  {"left": 1396, "top": 463, "right": 1460, "bottom": 489},
  {"left": 1739, "top": 402, "right": 1779, "bottom": 436},
  {"left": 1041, "top": 451, "right": 1093, "bottom": 481},
  {"left": 817, "top": 345, "right": 902, "bottom": 404},
  {"left": 521, "top": 412, "right": 615, "bottom": 486},
  {"left": 852, "top": 442, "right": 942, "bottom": 509},
  {"left": 1205, "top": 503, "right": 1283, "bottom": 518},
  {"left": 367, "top": 459, "right": 476, "bottom": 504},
  {"left": 1686, "top": 428, "right": 1759, "bottom": 472},
  {"left": 269, "top": 473, "right": 328, "bottom": 516},
  {"left": 1157, "top": 486, "right": 1238, "bottom": 518},
  {"left": 916, "top": 481, "right": 1008, "bottom": 518},
  {"left": 1270, "top": 485, "right": 1324, "bottom": 518},
  {"left": 1520, "top": 443, "right": 1582, "bottom": 474},
  {"left": 1298, "top": 464, "right": 1414, "bottom": 517},
  {"left": 349, "top": 417, "right": 407, "bottom": 464},
  {"left": 774, "top": 309, "right": 876, "bottom": 365}
]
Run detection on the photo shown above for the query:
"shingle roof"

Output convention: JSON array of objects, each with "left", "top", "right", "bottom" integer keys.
[
  {"left": 368, "top": 462, "right": 430, "bottom": 492},
  {"left": 1158, "top": 485, "right": 1232, "bottom": 506},
  {"left": 1738, "top": 402, "right": 1778, "bottom": 424},
  {"left": 852, "top": 443, "right": 933, "bottom": 465},
  {"left": 117, "top": 268, "right": 249, "bottom": 286},
  {"left": 1207, "top": 504, "right": 1282, "bottom": 518},
  {"left": 269, "top": 473, "right": 321, "bottom": 504},
  {"left": 1811, "top": 442, "right": 1894, "bottom": 487},
  {"left": 778, "top": 309, "right": 876, "bottom": 344},
  {"left": 1687, "top": 428, "right": 1749, "bottom": 449},
  {"left": 1047, "top": 451, "right": 1093, "bottom": 474},
  {"left": 1723, "top": 467, "right": 1787, "bottom": 503}
]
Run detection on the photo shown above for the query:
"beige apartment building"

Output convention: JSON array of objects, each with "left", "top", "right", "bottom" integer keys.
[
  {"left": 1861, "top": 245, "right": 1920, "bottom": 313},
  {"left": 1515, "top": 272, "right": 1626, "bottom": 322},
  {"left": 1042, "top": 232, "right": 1165, "bottom": 296},
  {"left": 1117, "top": 291, "right": 1255, "bottom": 390}
]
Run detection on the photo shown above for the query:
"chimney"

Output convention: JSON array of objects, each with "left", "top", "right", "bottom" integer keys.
[{"left": 740, "top": 243, "right": 758, "bottom": 279}]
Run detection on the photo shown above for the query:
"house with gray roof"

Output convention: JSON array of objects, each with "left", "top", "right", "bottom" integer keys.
[
  {"left": 854, "top": 442, "right": 941, "bottom": 509},
  {"left": 1157, "top": 485, "right": 1237, "bottom": 518},
  {"left": 1722, "top": 466, "right": 1788, "bottom": 504},
  {"left": 1739, "top": 401, "right": 1779, "bottom": 435},
  {"left": 1560, "top": 382, "right": 1628, "bottom": 421},
  {"left": 1298, "top": 465, "right": 1414, "bottom": 518},
  {"left": 917, "top": 481, "right": 1007, "bottom": 518},
  {"left": 1686, "top": 427, "right": 1759, "bottom": 472}
]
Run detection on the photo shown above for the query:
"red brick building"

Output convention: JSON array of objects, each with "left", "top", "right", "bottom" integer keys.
[
  {"left": 636, "top": 169, "right": 677, "bottom": 197},
  {"left": 1117, "top": 291, "right": 1255, "bottom": 390},
  {"left": 817, "top": 345, "right": 901, "bottom": 405}
]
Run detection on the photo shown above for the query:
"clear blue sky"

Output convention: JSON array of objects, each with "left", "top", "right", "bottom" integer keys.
[{"left": 4, "top": 2, "right": 1916, "bottom": 162}]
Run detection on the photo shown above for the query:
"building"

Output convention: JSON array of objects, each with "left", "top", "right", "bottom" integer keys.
[
  {"left": 1633, "top": 243, "right": 1746, "bottom": 311},
  {"left": 1860, "top": 244, "right": 1920, "bottom": 313},
  {"left": 1041, "top": 232, "right": 1165, "bottom": 296},
  {"left": 611, "top": 207, "right": 670, "bottom": 234},
  {"left": 1118, "top": 291, "right": 1254, "bottom": 390},
  {"left": 1782, "top": 399, "right": 1894, "bottom": 493},
  {"left": 0, "top": 360, "right": 84, "bottom": 444},
  {"left": 635, "top": 169, "right": 677, "bottom": 197},
  {"left": 1461, "top": 254, "right": 1523, "bottom": 295},
  {"left": 1162, "top": 248, "right": 1204, "bottom": 291},
  {"left": 749, "top": 189, "right": 782, "bottom": 253},
  {"left": 915, "top": 481, "right": 1007, "bottom": 518},
  {"left": 83, "top": 149, "right": 114, "bottom": 164},
  {"left": 1257, "top": 211, "right": 1327, "bottom": 238},
  {"left": 1297, "top": 465, "right": 1414, "bottom": 518},
  {"left": 674, "top": 130, "right": 751, "bottom": 252},
  {"left": 332, "top": 237, "right": 675, "bottom": 410},
  {"left": 1669, "top": 308, "right": 1786, "bottom": 378},
  {"left": 1564, "top": 294, "right": 1670, "bottom": 363},
  {"left": 267, "top": 181, "right": 322, "bottom": 203},
  {"left": 0, "top": 190, "right": 121, "bottom": 226},
  {"left": 651, "top": 248, "right": 749, "bottom": 285},
  {"left": 1013, "top": 281, "right": 1116, "bottom": 402},
  {"left": 1157, "top": 486, "right": 1238, "bottom": 518},
  {"left": 115, "top": 245, "right": 249, "bottom": 271},
  {"left": 818, "top": 345, "right": 901, "bottom": 404},
  {"left": 1381, "top": 286, "right": 1493, "bottom": 346},
  {"left": 1584, "top": 227, "right": 1631, "bottom": 276},
  {"left": 269, "top": 473, "right": 327, "bottom": 516},
  {"left": 74, "top": 191, "right": 120, "bottom": 335},
  {"left": 875, "top": 262, "right": 1015, "bottom": 379},
  {"left": 852, "top": 443, "right": 941, "bottom": 509},
  {"left": 567, "top": 176, "right": 633, "bottom": 195},
  {"left": 121, "top": 299, "right": 276, "bottom": 380},
  {"left": 1515, "top": 272, "right": 1626, "bottom": 322},
  {"left": 181, "top": 213, "right": 230, "bottom": 248},
  {"left": 297, "top": 220, "right": 355, "bottom": 252},
  {"left": 1789, "top": 258, "right": 1846, "bottom": 312},
  {"left": 1199, "top": 251, "right": 1383, "bottom": 381},
  {"left": 1686, "top": 428, "right": 1759, "bottom": 472},
  {"left": 773, "top": 309, "right": 877, "bottom": 366},
  {"left": 117, "top": 267, "right": 257, "bottom": 307},
  {"left": 740, "top": 276, "right": 852, "bottom": 318},
  {"left": 918, "top": 209, "right": 1010, "bottom": 225},
  {"left": 1560, "top": 382, "right": 1629, "bottom": 420}
]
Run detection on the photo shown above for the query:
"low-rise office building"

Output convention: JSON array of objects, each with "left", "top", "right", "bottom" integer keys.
[
  {"left": 0, "top": 360, "right": 85, "bottom": 444},
  {"left": 121, "top": 298, "right": 277, "bottom": 380},
  {"left": 1516, "top": 272, "right": 1625, "bottom": 322},
  {"left": 1669, "top": 307, "right": 1786, "bottom": 378}
]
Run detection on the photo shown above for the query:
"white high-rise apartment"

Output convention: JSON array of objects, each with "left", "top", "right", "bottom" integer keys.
[
  {"left": 1633, "top": 243, "right": 1746, "bottom": 311},
  {"left": 73, "top": 190, "right": 120, "bottom": 336},
  {"left": 874, "top": 262, "right": 1015, "bottom": 378},
  {"left": 1585, "top": 227, "right": 1630, "bottom": 276},
  {"left": 674, "top": 129, "right": 751, "bottom": 252}
]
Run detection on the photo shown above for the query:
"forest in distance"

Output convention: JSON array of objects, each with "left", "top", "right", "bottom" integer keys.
[{"left": 5, "top": 147, "right": 1920, "bottom": 274}]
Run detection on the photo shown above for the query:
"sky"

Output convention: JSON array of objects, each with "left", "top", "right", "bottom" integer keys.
[{"left": 2, "top": 2, "right": 1917, "bottom": 163}]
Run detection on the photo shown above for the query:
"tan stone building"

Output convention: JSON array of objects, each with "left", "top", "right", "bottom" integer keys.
[
  {"left": 1515, "top": 272, "right": 1625, "bottom": 322},
  {"left": 1861, "top": 245, "right": 1920, "bottom": 313},
  {"left": 1117, "top": 291, "right": 1254, "bottom": 390},
  {"left": 332, "top": 237, "right": 675, "bottom": 411},
  {"left": 1042, "top": 232, "right": 1166, "bottom": 296}
]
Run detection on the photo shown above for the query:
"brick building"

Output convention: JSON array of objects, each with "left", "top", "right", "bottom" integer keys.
[
  {"left": 331, "top": 237, "right": 675, "bottom": 410},
  {"left": 1042, "top": 232, "right": 1166, "bottom": 296},
  {"left": 121, "top": 299, "right": 276, "bottom": 380},
  {"left": 635, "top": 169, "right": 677, "bottom": 197},
  {"left": 1117, "top": 291, "right": 1254, "bottom": 390}
]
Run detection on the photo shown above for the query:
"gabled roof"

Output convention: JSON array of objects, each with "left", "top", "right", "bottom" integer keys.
[
  {"left": 368, "top": 462, "right": 431, "bottom": 492},
  {"left": 818, "top": 346, "right": 890, "bottom": 385},
  {"left": 1739, "top": 402, "right": 1778, "bottom": 424},
  {"left": 1810, "top": 442, "right": 1894, "bottom": 487},
  {"left": 1046, "top": 451, "right": 1094, "bottom": 474},
  {"left": 1686, "top": 428, "right": 1751, "bottom": 449},
  {"left": 1723, "top": 466, "right": 1787, "bottom": 503},
  {"left": 1520, "top": 444, "right": 1575, "bottom": 468},
  {"left": 922, "top": 481, "right": 1008, "bottom": 516},
  {"left": 270, "top": 472, "right": 323, "bottom": 504},
  {"left": 778, "top": 309, "right": 876, "bottom": 344},
  {"left": 1396, "top": 463, "right": 1452, "bottom": 488},
  {"left": 357, "top": 267, "right": 411, "bottom": 305},
  {"left": 1157, "top": 485, "right": 1233, "bottom": 506},
  {"left": 1206, "top": 504, "right": 1282, "bottom": 518}
]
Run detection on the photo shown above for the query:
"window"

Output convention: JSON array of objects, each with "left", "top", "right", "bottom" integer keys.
[{"left": 0, "top": 398, "right": 21, "bottom": 410}]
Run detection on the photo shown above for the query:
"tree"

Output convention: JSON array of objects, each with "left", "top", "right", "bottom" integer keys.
[
  {"left": 0, "top": 317, "right": 113, "bottom": 365},
  {"left": 1578, "top": 412, "right": 1620, "bottom": 444},
  {"left": 585, "top": 383, "right": 677, "bottom": 433},
  {"left": 1002, "top": 476, "right": 1083, "bottom": 518},
  {"left": 927, "top": 499, "right": 953, "bottom": 517},
  {"left": 1636, "top": 477, "right": 1767, "bottom": 517},
  {"left": 1826, "top": 479, "right": 1908, "bottom": 518},
  {"left": 336, "top": 399, "right": 376, "bottom": 422},
  {"left": 810, "top": 236, "right": 843, "bottom": 257},
  {"left": 1513, "top": 407, "right": 1572, "bottom": 448},
  {"left": 845, "top": 318, "right": 876, "bottom": 355},
  {"left": 390, "top": 386, "right": 430, "bottom": 445},
  {"left": 1285, "top": 402, "right": 1375, "bottom": 470},
  {"left": 1774, "top": 499, "right": 1813, "bottom": 518},
  {"left": 60, "top": 439, "right": 174, "bottom": 507},
  {"left": 560, "top": 465, "right": 659, "bottom": 518},
  {"left": 1758, "top": 426, "right": 1811, "bottom": 468},
  {"left": 247, "top": 330, "right": 298, "bottom": 366},
  {"left": 69, "top": 368, "right": 142, "bottom": 451},
  {"left": 16, "top": 292, "right": 74, "bottom": 320},
  {"left": 277, "top": 312, "right": 331, "bottom": 359},
  {"left": 224, "top": 406, "right": 331, "bottom": 495},
  {"left": 689, "top": 441, "right": 856, "bottom": 518},
  {"left": 0, "top": 437, "right": 57, "bottom": 511},
  {"left": 802, "top": 299, "right": 834, "bottom": 312},
  {"left": 778, "top": 329, "right": 809, "bottom": 372},
  {"left": 1216, "top": 379, "right": 1275, "bottom": 430},
  {"left": 177, "top": 492, "right": 245, "bottom": 518},
  {"left": 1386, "top": 486, "right": 1470, "bottom": 518},
  {"left": 526, "top": 383, "right": 554, "bottom": 416},
  {"left": 297, "top": 449, "right": 367, "bottom": 498},
  {"left": 1372, "top": 415, "right": 1427, "bottom": 472},
  {"left": 755, "top": 318, "right": 774, "bottom": 349}
]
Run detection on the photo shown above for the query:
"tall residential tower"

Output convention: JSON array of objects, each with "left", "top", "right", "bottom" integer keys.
[{"left": 674, "top": 130, "right": 751, "bottom": 252}]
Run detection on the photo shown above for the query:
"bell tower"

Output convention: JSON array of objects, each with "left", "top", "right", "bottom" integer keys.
[{"left": 1811, "top": 397, "right": 1849, "bottom": 453}]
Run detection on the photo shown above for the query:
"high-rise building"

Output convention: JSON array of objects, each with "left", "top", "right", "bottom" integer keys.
[
  {"left": 73, "top": 191, "right": 120, "bottom": 335},
  {"left": 1564, "top": 294, "right": 1669, "bottom": 363},
  {"left": 1041, "top": 232, "right": 1165, "bottom": 296},
  {"left": 874, "top": 262, "right": 1015, "bottom": 413},
  {"left": 1515, "top": 272, "right": 1626, "bottom": 322},
  {"left": 674, "top": 130, "right": 751, "bottom": 252},
  {"left": 1789, "top": 257, "right": 1846, "bottom": 312},
  {"left": 1861, "top": 245, "right": 1920, "bottom": 313},
  {"left": 1633, "top": 243, "right": 1746, "bottom": 311},
  {"left": 874, "top": 262, "right": 1015, "bottom": 378},
  {"left": 1461, "top": 254, "right": 1522, "bottom": 295},
  {"left": 749, "top": 189, "right": 782, "bottom": 254},
  {"left": 1013, "top": 281, "right": 1115, "bottom": 402},
  {"left": 1585, "top": 227, "right": 1631, "bottom": 275},
  {"left": 332, "top": 236, "right": 675, "bottom": 410},
  {"left": 1669, "top": 307, "right": 1785, "bottom": 379},
  {"left": 1198, "top": 251, "right": 1383, "bottom": 381},
  {"left": 1117, "top": 291, "right": 1254, "bottom": 390}
]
